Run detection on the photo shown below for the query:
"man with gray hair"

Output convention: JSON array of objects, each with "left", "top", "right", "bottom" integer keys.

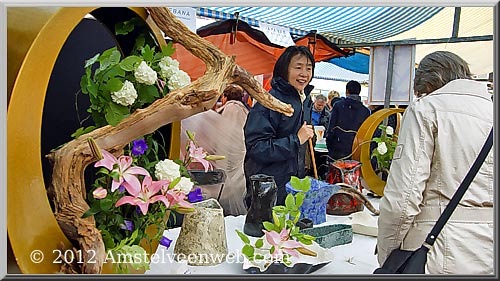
[{"left": 311, "top": 94, "right": 330, "bottom": 127}]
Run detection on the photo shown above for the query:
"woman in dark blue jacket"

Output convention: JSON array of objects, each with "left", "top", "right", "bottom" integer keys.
[{"left": 243, "top": 46, "right": 315, "bottom": 207}]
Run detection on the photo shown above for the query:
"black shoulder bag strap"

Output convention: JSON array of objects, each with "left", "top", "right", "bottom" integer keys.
[{"left": 424, "top": 128, "right": 493, "bottom": 248}]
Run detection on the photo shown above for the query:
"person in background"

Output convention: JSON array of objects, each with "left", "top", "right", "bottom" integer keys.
[
  {"left": 243, "top": 46, "right": 315, "bottom": 207},
  {"left": 377, "top": 51, "right": 493, "bottom": 274},
  {"left": 325, "top": 80, "right": 370, "bottom": 160},
  {"left": 212, "top": 84, "right": 250, "bottom": 215},
  {"left": 311, "top": 94, "right": 330, "bottom": 127},
  {"left": 326, "top": 89, "right": 342, "bottom": 111}
]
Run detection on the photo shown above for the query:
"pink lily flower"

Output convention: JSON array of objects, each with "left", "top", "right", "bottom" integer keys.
[
  {"left": 92, "top": 187, "right": 107, "bottom": 199},
  {"left": 115, "top": 175, "right": 169, "bottom": 215},
  {"left": 164, "top": 189, "right": 195, "bottom": 210},
  {"left": 188, "top": 141, "right": 213, "bottom": 172},
  {"left": 263, "top": 229, "right": 304, "bottom": 258},
  {"left": 95, "top": 149, "right": 150, "bottom": 192}
]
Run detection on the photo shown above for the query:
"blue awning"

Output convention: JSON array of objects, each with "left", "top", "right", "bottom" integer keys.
[
  {"left": 197, "top": 7, "right": 444, "bottom": 44},
  {"left": 327, "top": 52, "right": 370, "bottom": 74}
]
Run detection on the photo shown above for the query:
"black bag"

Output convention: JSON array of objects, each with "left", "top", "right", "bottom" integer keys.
[
  {"left": 373, "top": 246, "right": 428, "bottom": 274},
  {"left": 374, "top": 129, "right": 493, "bottom": 274}
]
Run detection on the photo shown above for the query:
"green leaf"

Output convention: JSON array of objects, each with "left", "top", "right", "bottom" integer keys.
[
  {"left": 242, "top": 245, "right": 254, "bottom": 259},
  {"left": 270, "top": 245, "right": 275, "bottom": 254},
  {"left": 272, "top": 211, "right": 280, "bottom": 227},
  {"left": 115, "top": 20, "right": 135, "bottom": 35},
  {"left": 120, "top": 245, "right": 149, "bottom": 270},
  {"left": 295, "top": 192, "right": 305, "bottom": 208},
  {"left": 254, "top": 254, "right": 265, "bottom": 260},
  {"left": 71, "top": 126, "right": 96, "bottom": 138},
  {"left": 87, "top": 81, "right": 98, "bottom": 99},
  {"left": 105, "top": 103, "right": 130, "bottom": 126},
  {"left": 161, "top": 41, "right": 175, "bottom": 57},
  {"left": 168, "top": 177, "right": 181, "bottom": 190},
  {"left": 262, "top": 221, "right": 276, "bottom": 232},
  {"left": 100, "top": 229, "right": 116, "bottom": 249},
  {"left": 107, "top": 78, "right": 123, "bottom": 92},
  {"left": 84, "top": 53, "right": 100, "bottom": 68},
  {"left": 81, "top": 204, "right": 101, "bottom": 218},
  {"left": 99, "top": 198, "right": 113, "bottom": 211},
  {"left": 255, "top": 238, "right": 264, "bottom": 249},
  {"left": 109, "top": 171, "right": 121, "bottom": 181},
  {"left": 137, "top": 84, "right": 159, "bottom": 104},
  {"left": 133, "top": 35, "right": 146, "bottom": 51},
  {"left": 235, "top": 229, "right": 250, "bottom": 244},
  {"left": 141, "top": 45, "right": 154, "bottom": 62},
  {"left": 285, "top": 193, "right": 296, "bottom": 210},
  {"left": 119, "top": 56, "right": 142, "bottom": 71},
  {"left": 272, "top": 205, "right": 287, "bottom": 214},
  {"left": 99, "top": 47, "right": 121, "bottom": 71}
]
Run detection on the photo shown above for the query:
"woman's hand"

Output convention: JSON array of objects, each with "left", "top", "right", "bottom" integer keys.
[{"left": 297, "top": 121, "right": 314, "bottom": 144}]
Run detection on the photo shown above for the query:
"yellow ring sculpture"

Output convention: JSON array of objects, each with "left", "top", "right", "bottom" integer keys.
[
  {"left": 7, "top": 7, "right": 179, "bottom": 273},
  {"left": 351, "top": 108, "right": 405, "bottom": 196}
]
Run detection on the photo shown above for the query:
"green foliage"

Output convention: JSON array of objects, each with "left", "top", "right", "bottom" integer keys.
[
  {"left": 73, "top": 18, "right": 178, "bottom": 135},
  {"left": 371, "top": 124, "right": 398, "bottom": 174}
]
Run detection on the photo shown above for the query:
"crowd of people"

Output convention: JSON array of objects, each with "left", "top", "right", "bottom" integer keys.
[{"left": 181, "top": 47, "right": 493, "bottom": 274}]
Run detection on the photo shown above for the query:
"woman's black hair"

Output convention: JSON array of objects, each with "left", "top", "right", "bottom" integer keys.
[{"left": 273, "top": 46, "right": 315, "bottom": 81}]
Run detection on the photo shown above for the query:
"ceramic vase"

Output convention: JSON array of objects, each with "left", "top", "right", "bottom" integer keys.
[
  {"left": 173, "top": 198, "right": 227, "bottom": 266},
  {"left": 286, "top": 178, "right": 339, "bottom": 225},
  {"left": 327, "top": 160, "right": 362, "bottom": 191},
  {"left": 243, "top": 174, "right": 277, "bottom": 237}
]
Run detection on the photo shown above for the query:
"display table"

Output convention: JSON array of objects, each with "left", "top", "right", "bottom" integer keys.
[{"left": 146, "top": 196, "right": 380, "bottom": 275}]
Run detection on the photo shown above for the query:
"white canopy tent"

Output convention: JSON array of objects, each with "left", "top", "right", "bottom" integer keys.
[{"left": 379, "top": 7, "right": 493, "bottom": 76}]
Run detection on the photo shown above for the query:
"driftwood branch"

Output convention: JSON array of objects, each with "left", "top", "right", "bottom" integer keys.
[{"left": 48, "top": 7, "right": 292, "bottom": 274}]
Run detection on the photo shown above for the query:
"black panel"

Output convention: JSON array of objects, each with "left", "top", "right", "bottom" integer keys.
[{"left": 41, "top": 18, "right": 116, "bottom": 208}]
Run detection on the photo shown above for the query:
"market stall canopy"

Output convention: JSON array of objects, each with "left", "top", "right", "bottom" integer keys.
[
  {"left": 197, "top": 7, "right": 445, "bottom": 44},
  {"left": 314, "top": 61, "right": 369, "bottom": 83},
  {"left": 327, "top": 52, "right": 370, "bottom": 74},
  {"left": 172, "top": 19, "right": 350, "bottom": 80},
  {"left": 378, "top": 7, "right": 493, "bottom": 75}
]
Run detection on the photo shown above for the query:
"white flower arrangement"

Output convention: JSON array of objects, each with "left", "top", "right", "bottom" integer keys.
[
  {"left": 377, "top": 142, "right": 388, "bottom": 155},
  {"left": 158, "top": 56, "right": 180, "bottom": 78},
  {"left": 111, "top": 80, "right": 138, "bottom": 106},
  {"left": 175, "top": 176, "right": 195, "bottom": 194},
  {"left": 155, "top": 159, "right": 181, "bottom": 181},
  {"left": 371, "top": 124, "right": 398, "bottom": 175},
  {"left": 167, "top": 69, "right": 191, "bottom": 90},
  {"left": 386, "top": 126, "right": 394, "bottom": 136},
  {"left": 134, "top": 61, "right": 158, "bottom": 85}
]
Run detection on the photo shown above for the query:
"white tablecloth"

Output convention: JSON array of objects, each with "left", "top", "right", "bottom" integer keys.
[{"left": 146, "top": 196, "right": 380, "bottom": 275}]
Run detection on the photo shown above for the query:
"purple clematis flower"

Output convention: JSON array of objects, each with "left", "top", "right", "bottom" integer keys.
[
  {"left": 131, "top": 139, "right": 148, "bottom": 156},
  {"left": 160, "top": 236, "right": 173, "bottom": 249},
  {"left": 120, "top": 220, "right": 134, "bottom": 231},
  {"left": 187, "top": 187, "right": 203, "bottom": 203}
]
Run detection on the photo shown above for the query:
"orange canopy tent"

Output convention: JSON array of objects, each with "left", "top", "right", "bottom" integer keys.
[{"left": 172, "top": 19, "right": 350, "bottom": 81}]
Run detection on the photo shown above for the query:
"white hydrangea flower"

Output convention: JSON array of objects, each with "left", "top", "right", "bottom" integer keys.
[
  {"left": 154, "top": 159, "right": 181, "bottom": 181},
  {"left": 377, "top": 142, "right": 388, "bottom": 155},
  {"left": 386, "top": 126, "right": 394, "bottom": 136},
  {"left": 134, "top": 61, "right": 157, "bottom": 85},
  {"left": 111, "top": 80, "right": 137, "bottom": 106},
  {"left": 158, "top": 56, "right": 180, "bottom": 79},
  {"left": 167, "top": 69, "right": 191, "bottom": 90},
  {"left": 174, "top": 176, "right": 194, "bottom": 194}
]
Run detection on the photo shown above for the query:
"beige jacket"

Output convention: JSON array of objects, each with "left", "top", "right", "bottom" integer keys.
[{"left": 377, "top": 79, "right": 494, "bottom": 274}]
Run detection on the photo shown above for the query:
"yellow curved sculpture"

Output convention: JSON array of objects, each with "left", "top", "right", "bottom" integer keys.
[
  {"left": 7, "top": 7, "right": 178, "bottom": 273},
  {"left": 351, "top": 108, "right": 405, "bottom": 196}
]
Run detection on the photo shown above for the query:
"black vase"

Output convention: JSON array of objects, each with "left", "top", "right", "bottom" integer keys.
[{"left": 243, "top": 174, "right": 277, "bottom": 237}]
